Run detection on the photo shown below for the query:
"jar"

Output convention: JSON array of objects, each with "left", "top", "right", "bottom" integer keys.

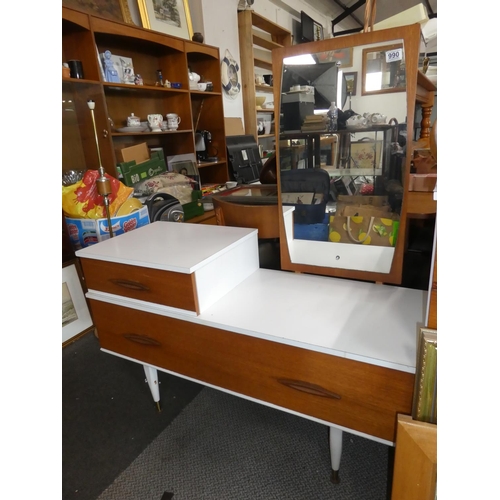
[
  {"left": 127, "top": 113, "right": 140, "bottom": 127},
  {"left": 192, "top": 32, "right": 204, "bottom": 43}
]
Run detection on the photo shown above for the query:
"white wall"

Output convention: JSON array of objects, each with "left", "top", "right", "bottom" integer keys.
[
  {"left": 125, "top": 0, "right": 366, "bottom": 124},
  {"left": 188, "top": 0, "right": 342, "bottom": 122}
]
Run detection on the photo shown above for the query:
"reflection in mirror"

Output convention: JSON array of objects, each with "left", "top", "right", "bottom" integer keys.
[
  {"left": 362, "top": 43, "right": 406, "bottom": 95},
  {"left": 278, "top": 38, "right": 408, "bottom": 275},
  {"left": 281, "top": 52, "right": 347, "bottom": 128}
]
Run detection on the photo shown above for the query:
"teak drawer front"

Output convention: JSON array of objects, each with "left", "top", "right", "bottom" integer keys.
[
  {"left": 80, "top": 259, "right": 198, "bottom": 313},
  {"left": 89, "top": 300, "right": 414, "bottom": 442}
]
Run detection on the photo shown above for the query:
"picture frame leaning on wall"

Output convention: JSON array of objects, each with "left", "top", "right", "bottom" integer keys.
[
  {"left": 138, "top": 0, "right": 193, "bottom": 40},
  {"left": 62, "top": 260, "right": 94, "bottom": 346}
]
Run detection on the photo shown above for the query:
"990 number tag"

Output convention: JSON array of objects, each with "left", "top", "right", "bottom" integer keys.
[{"left": 385, "top": 48, "right": 403, "bottom": 63}]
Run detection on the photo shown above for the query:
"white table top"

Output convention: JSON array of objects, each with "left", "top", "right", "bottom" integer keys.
[
  {"left": 91, "top": 268, "right": 425, "bottom": 373},
  {"left": 76, "top": 221, "right": 257, "bottom": 274},
  {"left": 195, "top": 269, "right": 425, "bottom": 373},
  {"left": 81, "top": 221, "right": 426, "bottom": 373}
]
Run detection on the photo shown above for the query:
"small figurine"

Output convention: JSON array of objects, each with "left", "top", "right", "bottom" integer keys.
[
  {"left": 120, "top": 58, "right": 135, "bottom": 84},
  {"left": 134, "top": 74, "right": 143, "bottom": 85},
  {"left": 103, "top": 50, "right": 120, "bottom": 83},
  {"left": 164, "top": 79, "right": 171, "bottom": 88},
  {"left": 156, "top": 69, "right": 164, "bottom": 86}
]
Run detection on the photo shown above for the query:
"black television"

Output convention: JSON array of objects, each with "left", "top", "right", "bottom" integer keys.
[{"left": 300, "top": 11, "right": 315, "bottom": 43}]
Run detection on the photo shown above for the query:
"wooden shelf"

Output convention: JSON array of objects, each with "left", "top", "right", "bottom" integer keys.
[
  {"left": 62, "top": 4, "right": 229, "bottom": 190},
  {"left": 254, "top": 57, "right": 273, "bottom": 72},
  {"left": 238, "top": 10, "right": 291, "bottom": 140},
  {"left": 255, "top": 84, "right": 274, "bottom": 93}
]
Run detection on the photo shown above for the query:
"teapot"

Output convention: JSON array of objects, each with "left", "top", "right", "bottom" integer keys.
[
  {"left": 364, "top": 112, "right": 387, "bottom": 124},
  {"left": 189, "top": 70, "right": 201, "bottom": 90},
  {"left": 346, "top": 114, "right": 368, "bottom": 129}
]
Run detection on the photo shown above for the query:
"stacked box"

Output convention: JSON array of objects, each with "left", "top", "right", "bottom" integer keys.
[{"left": 65, "top": 206, "right": 150, "bottom": 250}]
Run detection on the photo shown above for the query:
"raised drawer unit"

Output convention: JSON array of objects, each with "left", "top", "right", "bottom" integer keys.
[{"left": 77, "top": 221, "right": 258, "bottom": 315}]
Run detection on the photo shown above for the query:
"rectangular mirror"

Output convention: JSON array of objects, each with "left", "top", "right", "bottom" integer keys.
[
  {"left": 362, "top": 43, "right": 406, "bottom": 95},
  {"left": 271, "top": 24, "right": 422, "bottom": 284}
]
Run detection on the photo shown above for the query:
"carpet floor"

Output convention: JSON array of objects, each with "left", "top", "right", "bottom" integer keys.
[
  {"left": 97, "top": 388, "right": 392, "bottom": 500},
  {"left": 62, "top": 333, "right": 203, "bottom": 500}
]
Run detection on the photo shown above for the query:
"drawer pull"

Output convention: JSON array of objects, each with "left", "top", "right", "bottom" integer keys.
[
  {"left": 110, "top": 279, "right": 150, "bottom": 291},
  {"left": 123, "top": 333, "right": 161, "bottom": 346},
  {"left": 277, "top": 378, "right": 341, "bottom": 400}
]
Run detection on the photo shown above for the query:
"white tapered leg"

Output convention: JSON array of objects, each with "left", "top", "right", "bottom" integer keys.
[
  {"left": 143, "top": 364, "right": 161, "bottom": 412},
  {"left": 329, "top": 426, "right": 343, "bottom": 483}
]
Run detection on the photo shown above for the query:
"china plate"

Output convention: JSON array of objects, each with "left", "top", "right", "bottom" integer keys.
[{"left": 116, "top": 126, "right": 148, "bottom": 133}]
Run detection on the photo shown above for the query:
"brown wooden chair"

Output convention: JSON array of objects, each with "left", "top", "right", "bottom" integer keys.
[{"left": 212, "top": 196, "right": 281, "bottom": 270}]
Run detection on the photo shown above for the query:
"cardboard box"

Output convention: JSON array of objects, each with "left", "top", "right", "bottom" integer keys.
[
  {"left": 224, "top": 117, "right": 245, "bottom": 136},
  {"left": 65, "top": 206, "right": 150, "bottom": 250},
  {"left": 116, "top": 142, "right": 150, "bottom": 164},
  {"left": 118, "top": 150, "right": 168, "bottom": 186}
]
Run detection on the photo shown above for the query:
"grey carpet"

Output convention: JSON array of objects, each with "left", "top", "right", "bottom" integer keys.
[{"left": 97, "top": 388, "right": 391, "bottom": 500}]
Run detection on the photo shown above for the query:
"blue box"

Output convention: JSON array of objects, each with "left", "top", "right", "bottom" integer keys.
[
  {"left": 294, "top": 214, "right": 329, "bottom": 242},
  {"left": 65, "top": 206, "right": 150, "bottom": 250}
]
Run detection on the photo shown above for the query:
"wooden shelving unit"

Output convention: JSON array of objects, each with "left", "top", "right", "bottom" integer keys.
[
  {"left": 237, "top": 10, "right": 291, "bottom": 149},
  {"left": 62, "top": 6, "right": 228, "bottom": 185}
]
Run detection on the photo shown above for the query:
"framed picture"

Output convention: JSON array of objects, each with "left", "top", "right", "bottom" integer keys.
[
  {"left": 344, "top": 71, "right": 357, "bottom": 96},
  {"left": 100, "top": 52, "right": 135, "bottom": 84},
  {"left": 350, "top": 140, "right": 383, "bottom": 170},
  {"left": 362, "top": 43, "right": 406, "bottom": 96},
  {"left": 167, "top": 153, "right": 200, "bottom": 189},
  {"left": 62, "top": 0, "right": 132, "bottom": 23},
  {"left": 317, "top": 48, "right": 353, "bottom": 68},
  {"left": 138, "top": 0, "right": 193, "bottom": 40},
  {"left": 412, "top": 327, "right": 437, "bottom": 424},
  {"left": 62, "top": 261, "right": 93, "bottom": 345},
  {"left": 313, "top": 22, "right": 324, "bottom": 41}
]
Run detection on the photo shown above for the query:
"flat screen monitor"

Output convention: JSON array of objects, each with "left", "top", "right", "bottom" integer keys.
[{"left": 300, "top": 11, "right": 315, "bottom": 43}]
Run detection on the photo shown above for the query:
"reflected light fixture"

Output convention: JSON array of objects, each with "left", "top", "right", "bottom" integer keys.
[{"left": 283, "top": 54, "right": 316, "bottom": 65}]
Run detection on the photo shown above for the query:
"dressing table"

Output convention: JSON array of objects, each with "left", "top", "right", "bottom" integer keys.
[{"left": 76, "top": 220, "right": 426, "bottom": 482}]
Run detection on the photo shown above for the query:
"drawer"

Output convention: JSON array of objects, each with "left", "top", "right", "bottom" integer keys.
[
  {"left": 90, "top": 300, "right": 414, "bottom": 442},
  {"left": 81, "top": 259, "right": 198, "bottom": 313}
]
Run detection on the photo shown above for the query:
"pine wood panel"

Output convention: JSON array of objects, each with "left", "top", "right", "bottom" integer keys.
[
  {"left": 90, "top": 300, "right": 415, "bottom": 442},
  {"left": 427, "top": 247, "right": 437, "bottom": 329},
  {"left": 391, "top": 414, "right": 437, "bottom": 499}
]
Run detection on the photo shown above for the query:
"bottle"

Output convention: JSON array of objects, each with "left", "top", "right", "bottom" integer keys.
[{"left": 327, "top": 101, "right": 338, "bottom": 132}]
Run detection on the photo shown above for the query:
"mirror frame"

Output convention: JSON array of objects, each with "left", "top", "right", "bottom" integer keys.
[{"left": 272, "top": 24, "right": 421, "bottom": 284}]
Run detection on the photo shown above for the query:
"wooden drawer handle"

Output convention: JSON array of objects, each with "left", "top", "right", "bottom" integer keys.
[
  {"left": 123, "top": 333, "right": 161, "bottom": 346},
  {"left": 110, "top": 279, "right": 150, "bottom": 291},
  {"left": 277, "top": 378, "right": 341, "bottom": 400}
]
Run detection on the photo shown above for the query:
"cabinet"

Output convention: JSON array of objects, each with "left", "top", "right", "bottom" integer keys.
[
  {"left": 237, "top": 10, "right": 291, "bottom": 153},
  {"left": 62, "top": 6, "right": 228, "bottom": 185}
]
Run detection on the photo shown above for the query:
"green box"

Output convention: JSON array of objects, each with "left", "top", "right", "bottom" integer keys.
[
  {"left": 182, "top": 190, "right": 204, "bottom": 221},
  {"left": 118, "top": 150, "right": 168, "bottom": 187}
]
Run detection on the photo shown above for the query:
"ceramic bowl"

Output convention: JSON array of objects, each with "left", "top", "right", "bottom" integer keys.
[
  {"left": 256, "top": 96, "right": 266, "bottom": 108},
  {"left": 225, "top": 181, "right": 237, "bottom": 189},
  {"left": 197, "top": 82, "right": 207, "bottom": 91},
  {"left": 116, "top": 197, "right": 143, "bottom": 216}
]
